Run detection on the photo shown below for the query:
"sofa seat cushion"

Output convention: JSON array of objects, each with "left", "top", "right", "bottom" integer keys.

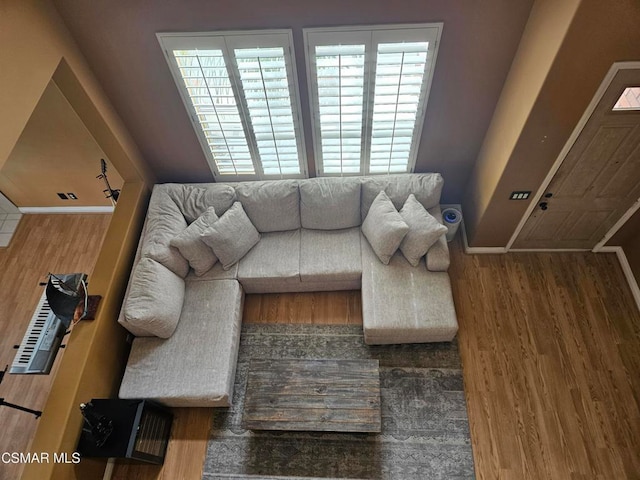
[
  {"left": 234, "top": 180, "right": 300, "bottom": 232},
  {"left": 361, "top": 173, "right": 444, "bottom": 220},
  {"left": 361, "top": 234, "right": 458, "bottom": 344},
  {"left": 119, "top": 280, "right": 244, "bottom": 407},
  {"left": 300, "top": 177, "right": 361, "bottom": 230},
  {"left": 300, "top": 228, "right": 362, "bottom": 283},
  {"left": 185, "top": 261, "right": 238, "bottom": 282},
  {"left": 237, "top": 230, "right": 300, "bottom": 289}
]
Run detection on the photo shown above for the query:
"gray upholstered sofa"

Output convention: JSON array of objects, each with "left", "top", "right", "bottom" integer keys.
[{"left": 117, "top": 174, "right": 458, "bottom": 407}]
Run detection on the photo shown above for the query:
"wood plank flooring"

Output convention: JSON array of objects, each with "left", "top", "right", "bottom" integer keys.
[
  {"left": 116, "top": 239, "right": 640, "bottom": 480},
  {"left": 0, "top": 214, "right": 112, "bottom": 480},
  {"left": 450, "top": 239, "right": 640, "bottom": 480}
]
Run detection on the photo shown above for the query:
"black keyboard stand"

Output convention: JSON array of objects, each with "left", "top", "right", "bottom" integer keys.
[{"left": 0, "top": 366, "right": 42, "bottom": 419}]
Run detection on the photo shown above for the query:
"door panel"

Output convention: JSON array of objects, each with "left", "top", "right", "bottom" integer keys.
[{"left": 514, "top": 68, "right": 640, "bottom": 249}]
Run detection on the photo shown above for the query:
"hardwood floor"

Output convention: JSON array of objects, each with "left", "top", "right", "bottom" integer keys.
[
  {"left": 450, "top": 239, "right": 640, "bottom": 480},
  {"left": 115, "top": 239, "right": 640, "bottom": 480},
  {"left": 0, "top": 214, "right": 112, "bottom": 480}
]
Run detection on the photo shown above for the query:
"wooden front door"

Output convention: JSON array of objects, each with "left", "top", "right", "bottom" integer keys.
[{"left": 513, "top": 68, "right": 640, "bottom": 249}]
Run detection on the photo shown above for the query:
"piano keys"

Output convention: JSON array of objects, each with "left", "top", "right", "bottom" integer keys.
[{"left": 10, "top": 276, "right": 71, "bottom": 375}]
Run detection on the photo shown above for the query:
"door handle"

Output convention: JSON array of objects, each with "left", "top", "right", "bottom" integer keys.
[{"left": 539, "top": 202, "right": 548, "bottom": 210}]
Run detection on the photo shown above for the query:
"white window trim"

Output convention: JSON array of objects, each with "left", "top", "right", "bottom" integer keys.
[
  {"left": 304, "top": 23, "right": 443, "bottom": 177},
  {"left": 157, "top": 30, "right": 308, "bottom": 181}
]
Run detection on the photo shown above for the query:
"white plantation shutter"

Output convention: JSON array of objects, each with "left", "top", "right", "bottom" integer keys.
[
  {"left": 158, "top": 31, "right": 307, "bottom": 180},
  {"left": 369, "top": 42, "right": 429, "bottom": 173},
  {"left": 305, "top": 25, "right": 441, "bottom": 176},
  {"left": 314, "top": 44, "right": 366, "bottom": 174},
  {"left": 173, "top": 49, "right": 254, "bottom": 175},
  {"left": 234, "top": 47, "right": 301, "bottom": 176}
]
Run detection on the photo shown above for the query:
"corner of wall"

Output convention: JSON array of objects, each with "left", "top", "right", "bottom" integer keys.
[{"left": 462, "top": 0, "right": 581, "bottom": 247}]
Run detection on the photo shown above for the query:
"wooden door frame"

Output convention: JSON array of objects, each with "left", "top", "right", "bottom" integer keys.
[{"left": 506, "top": 61, "right": 640, "bottom": 252}]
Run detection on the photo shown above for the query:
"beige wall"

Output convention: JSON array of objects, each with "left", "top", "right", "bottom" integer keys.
[
  {"left": 462, "top": 0, "right": 580, "bottom": 246},
  {"left": 623, "top": 234, "right": 640, "bottom": 287},
  {"left": 0, "top": 0, "right": 152, "bottom": 184},
  {"left": 0, "top": 2, "right": 153, "bottom": 479},
  {"left": 1, "top": 80, "right": 124, "bottom": 207},
  {"left": 609, "top": 208, "right": 640, "bottom": 286},
  {"left": 463, "top": 0, "right": 640, "bottom": 247},
  {"left": 51, "top": 0, "right": 534, "bottom": 201}
]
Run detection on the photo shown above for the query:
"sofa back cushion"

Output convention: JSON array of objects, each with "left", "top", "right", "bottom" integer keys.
[
  {"left": 361, "top": 173, "right": 444, "bottom": 220},
  {"left": 141, "top": 185, "right": 189, "bottom": 278},
  {"left": 300, "top": 178, "right": 361, "bottom": 230},
  {"left": 177, "top": 184, "right": 236, "bottom": 223},
  {"left": 124, "top": 257, "right": 185, "bottom": 338},
  {"left": 234, "top": 180, "right": 300, "bottom": 232}
]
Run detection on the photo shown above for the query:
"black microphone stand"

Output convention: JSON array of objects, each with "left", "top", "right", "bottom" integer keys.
[{"left": 97, "top": 158, "right": 120, "bottom": 204}]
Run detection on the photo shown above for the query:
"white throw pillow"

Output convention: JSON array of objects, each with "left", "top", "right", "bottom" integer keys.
[
  {"left": 201, "top": 202, "right": 260, "bottom": 270},
  {"left": 124, "top": 257, "right": 185, "bottom": 338},
  {"left": 361, "top": 191, "right": 409, "bottom": 265},
  {"left": 399, "top": 194, "right": 448, "bottom": 267},
  {"left": 170, "top": 207, "right": 219, "bottom": 276}
]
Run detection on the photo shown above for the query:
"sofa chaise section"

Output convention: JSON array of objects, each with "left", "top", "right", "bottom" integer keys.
[
  {"left": 119, "top": 279, "right": 244, "bottom": 407},
  {"left": 361, "top": 233, "right": 458, "bottom": 345}
]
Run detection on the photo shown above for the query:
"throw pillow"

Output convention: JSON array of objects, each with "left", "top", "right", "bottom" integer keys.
[
  {"left": 124, "top": 257, "right": 185, "bottom": 338},
  {"left": 398, "top": 194, "right": 448, "bottom": 267},
  {"left": 201, "top": 202, "right": 260, "bottom": 270},
  {"left": 361, "top": 190, "right": 409, "bottom": 265},
  {"left": 169, "top": 207, "right": 219, "bottom": 276}
]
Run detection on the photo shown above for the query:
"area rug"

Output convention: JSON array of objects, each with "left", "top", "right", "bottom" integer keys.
[{"left": 203, "top": 324, "right": 475, "bottom": 480}]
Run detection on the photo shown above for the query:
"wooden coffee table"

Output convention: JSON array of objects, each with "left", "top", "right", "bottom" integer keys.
[{"left": 242, "top": 358, "right": 381, "bottom": 433}]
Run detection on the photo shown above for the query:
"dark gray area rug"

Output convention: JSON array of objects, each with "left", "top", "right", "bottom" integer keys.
[{"left": 203, "top": 324, "right": 475, "bottom": 480}]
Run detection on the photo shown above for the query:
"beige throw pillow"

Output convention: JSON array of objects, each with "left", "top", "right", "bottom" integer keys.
[
  {"left": 170, "top": 207, "right": 219, "bottom": 276},
  {"left": 399, "top": 194, "right": 448, "bottom": 267},
  {"left": 201, "top": 202, "right": 260, "bottom": 270},
  {"left": 361, "top": 191, "right": 409, "bottom": 265}
]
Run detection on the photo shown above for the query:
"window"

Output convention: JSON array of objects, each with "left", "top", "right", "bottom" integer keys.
[
  {"left": 613, "top": 87, "right": 640, "bottom": 111},
  {"left": 157, "top": 31, "right": 307, "bottom": 180},
  {"left": 304, "top": 24, "right": 442, "bottom": 176}
]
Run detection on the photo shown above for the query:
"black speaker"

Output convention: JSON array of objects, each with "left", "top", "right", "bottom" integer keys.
[{"left": 76, "top": 399, "right": 173, "bottom": 465}]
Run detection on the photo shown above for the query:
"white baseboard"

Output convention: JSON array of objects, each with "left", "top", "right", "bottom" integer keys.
[
  {"left": 18, "top": 206, "right": 114, "bottom": 214},
  {"left": 599, "top": 246, "right": 640, "bottom": 314},
  {"left": 460, "top": 216, "right": 507, "bottom": 254},
  {"left": 509, "top": 248, "right": 591, "bottom": 252},
  {"left": 457, "top": 207, "right": 640, "bottom": 312},
  {"left": 102, "top": 458, "right": 115, "bottom": 480}
]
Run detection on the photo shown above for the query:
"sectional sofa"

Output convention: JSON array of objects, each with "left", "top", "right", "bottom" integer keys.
[{"left": 117, "top": 174, "right": 458, "bottom": 407}]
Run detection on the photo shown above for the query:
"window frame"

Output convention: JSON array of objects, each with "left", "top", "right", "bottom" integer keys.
[
  {"left": 303, "top": 23, "right": 443, "bottom": 177},
  {"left": 157, "top": 30, "right": 308, "bottom": 181}
]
